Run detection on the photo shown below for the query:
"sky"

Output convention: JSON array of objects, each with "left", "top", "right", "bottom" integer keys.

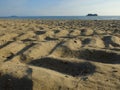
[{"left": 0, "top": 0, "right": 120, "bottom": 16}]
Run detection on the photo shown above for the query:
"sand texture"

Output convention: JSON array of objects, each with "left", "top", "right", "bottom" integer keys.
[{"left": 0, "top": 19, "right": 120, "bottom": 90}]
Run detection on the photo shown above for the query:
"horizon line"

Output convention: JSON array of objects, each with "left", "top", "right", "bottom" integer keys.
[{"left": 1, "top": 15, "right": 120, "bottom": 17}]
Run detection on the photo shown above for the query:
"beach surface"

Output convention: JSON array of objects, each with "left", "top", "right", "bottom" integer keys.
[{"left": 0, "top": 19, "right": 120, "bottom": 90}]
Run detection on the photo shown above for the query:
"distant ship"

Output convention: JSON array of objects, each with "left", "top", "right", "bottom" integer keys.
[{"left": 86, "top": 14, "right": 98, "bottom": 16}]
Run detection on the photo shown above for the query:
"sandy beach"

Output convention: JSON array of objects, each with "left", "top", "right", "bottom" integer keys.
[{"left": 0, "top": 19, "right": 120, "bottom": 90}]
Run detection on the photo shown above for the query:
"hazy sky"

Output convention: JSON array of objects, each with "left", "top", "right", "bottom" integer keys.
[{"left": 0, "top": 0, "right": 120, "bottom": 16}]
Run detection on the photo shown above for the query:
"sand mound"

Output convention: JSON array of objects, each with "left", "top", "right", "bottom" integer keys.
[
  {"left": 55, "top": 30, "right": 69, "bottom": 37},
  {"left": 0, "top": 62, "right": 32, "bottom": 90},
  {"left": 0, "top": 41, "right": 26, "bottom": 62},
  {"left": 63, "top": 38, "right": 82, "bottom": 50},
  {"left": 95, "top": 30, "right": 106, "bottom": 35},
  {"left": 0, "top": 74, "right": 32, "bottom": 90},
  {"left": 16, "top": 31, "right": 35, "bottom": 41},
  {"left": 0, "top": 62, "right": 32, "bottom": 79},
  {"left": 81, "top": 28, "right": 94, "bottom": 36},
  {"left": 20, "top": 41, "right": 58, "bottom": 63},
  {"left": 103, "top": 36, "right": 120, "bottom": 47},
  {"left": 70, "top": 30, "right": 81, "bottom": 36},
  {"left": 83, "top": 37, "right": 105, "bottom": 48}
]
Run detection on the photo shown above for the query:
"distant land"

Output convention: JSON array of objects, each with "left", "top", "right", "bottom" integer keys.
[
  {"left": 10, "top": 16, "right": 18, "bottom": 17},
  {"left": 87, "top": 14, "right": 98, "bottom": 16}
]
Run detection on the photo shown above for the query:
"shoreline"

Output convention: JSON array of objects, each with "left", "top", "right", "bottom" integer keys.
[{"left": 1, "top": 16, "right": 120, "bottom": 20}]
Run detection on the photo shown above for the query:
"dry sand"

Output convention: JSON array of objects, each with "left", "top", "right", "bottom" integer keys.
[{"left": 0, "top": 19, "right": 120, "bottom": 90}]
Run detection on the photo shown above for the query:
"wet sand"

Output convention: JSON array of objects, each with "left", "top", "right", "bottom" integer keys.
[{"left": 0, "top": 19, "right": 120, "bottom": 90}]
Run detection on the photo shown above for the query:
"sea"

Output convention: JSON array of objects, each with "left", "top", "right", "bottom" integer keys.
[{"left": 0, "top": 16, "right": 120, "bottom": 20}]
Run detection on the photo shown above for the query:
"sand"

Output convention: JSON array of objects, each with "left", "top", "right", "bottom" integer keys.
[{"left": 0, "top": 19, "right": 120, "bottom": 90}]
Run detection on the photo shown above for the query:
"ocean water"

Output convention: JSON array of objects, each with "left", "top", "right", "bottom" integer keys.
[{"left": 1, "top": 16, "right": 120, "bottom": 20}]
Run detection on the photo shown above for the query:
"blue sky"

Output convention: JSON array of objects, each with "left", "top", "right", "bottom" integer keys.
[{"left": 0, "top": 0, "right": 120, "bottom": 16}]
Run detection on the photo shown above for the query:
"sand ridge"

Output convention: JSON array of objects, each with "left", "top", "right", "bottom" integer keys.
[{"left": 0, "top": 19, "right": 120, "bottom": 90}]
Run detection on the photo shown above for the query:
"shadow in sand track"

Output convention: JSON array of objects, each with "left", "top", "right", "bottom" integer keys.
[
  {"left": 81, "top": 50, "right": 120, "bottom": 64},
  {"left": 13, "top": 33, "right": 24, "bottom": 41},
  {"left": 74, "top": 49, "right": 120, "bottom": 64},
  {"left": 0, "top": 41, "right": 14, "bottom": 49},
  {"left": 22, "top": 39, "right": 36, "bottom": 43},
  {"left": 35, "top": 31, "right": 46, "bottom": 35},
  {"left": 49, "top": 41, "right": 65, "bottom": 55},
  {"left": 4, "top": 43, "right": 36, "bottom": 62},
  {"left": 16, "top": 43, "right": 36, "bottom": 55},
  {"left": 28, "top": 57, "right": 96, "bottom": 76},
  {"left": 45, "top": 37, "right": 58, "bottom": 41},
  {"left": 0, "top": 74, "right": 33, "bottom": 90},
  {"left": 55, "top": 47, "right": 120, "bottom": 64}
]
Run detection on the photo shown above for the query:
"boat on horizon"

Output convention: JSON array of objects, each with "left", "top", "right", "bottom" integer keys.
[{"left": 86, "top": 14, "right": 98, "bottom": 16}]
